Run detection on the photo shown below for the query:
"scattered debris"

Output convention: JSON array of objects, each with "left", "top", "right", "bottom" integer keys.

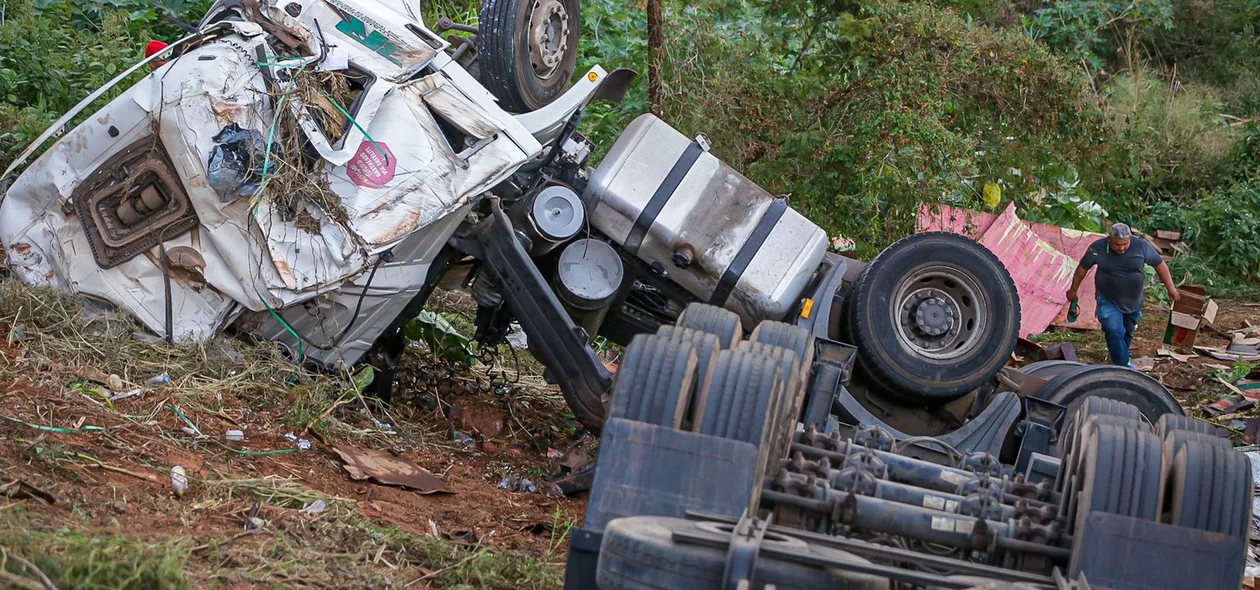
[
  {"left": 1158, "top": 348, "right": 1193, "bottom": 363},
  {"left": 547, "top": 465, "right": 595, "bottom": 498},
  {"left": 144, "top": 373, "right": 172, "bottom": 388},
  {"left": 206, "top": 123, "right": 267, "bottom": 202},
  {"left": 171, "top": 466, "right": 189, "bottom": 498},
  {"left": 1132, "top": 357, "right": 1156, "bottom": 372},
  {"left": 0, "top": 480, "right": 55, "bottom": 505},
  {"left": 498, "top": 476, "right": 538, "bottom": 494},
  {"left": 109, "top": 388, "right": 143, "bottom": 402},
  {"left": 225, "top": 430, "right": 246, "bottom": 442},
  {"left": 1205, "top": 394, "right": 1254, "bottom": 417},
  {"left": 1196, "top": 346, "right": 1260, "bottom": 363},
  {"left": 284, "top": 432, "right": 312, "bottom": 451},
  {"left": 451, "top": 430, "right": 475, "bottom": 449},
  {"left": 300, "top": 499, "right": 327, "bottom": 515},
  {"left": 332, "top": 444, "right": 450, "bottom": 494}
]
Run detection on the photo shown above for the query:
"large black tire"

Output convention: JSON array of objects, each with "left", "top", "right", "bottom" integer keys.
[
  {"left": 655, "top": 326, "right": 722, "bottom": 428},
  {"left": 848, "top": 232, "right": 1020, "bottom": 405},
  {"left": 1019, "top": 360, "right": 1085, "bottom": 380},
  {"left": 1058, "top": 397, "right": 1143, "bottom": 460},
  {"left": 1069, "top": 422, "right": 1163, "bottom": 536},
  {"left": 607, "top": 334, "right": 698, "bottom": 429},
  {"left": 694, "top": 349, "right": 782, "bottom": 445},
  {"left": 1056, "top": 412, "right": 1145, "bottom": 508},
  {"left": 1038, "top": 365, "right": 1184, "bottom": 428},
  {"left": 1155, "top": 414, "right": 1222, "bottom": 438},
  {"left": 595, "top": 516, "right": 889, "bottom": 590},
  {"left": 478, "top": 0, "right": 580, "bottom": 112},
  {"left": 1161, "top": 439, "right": 1252, "bottom": 537},
  {"left": 735, "top": 341, "right": 802, "bottom": 463},
  {"left": 677, "top": 303, "right": 743, "bottom": 350}
]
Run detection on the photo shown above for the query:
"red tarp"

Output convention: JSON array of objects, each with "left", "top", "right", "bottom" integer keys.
[{"left": 918, "top": 204, "right": 1104, "bottom": 335}]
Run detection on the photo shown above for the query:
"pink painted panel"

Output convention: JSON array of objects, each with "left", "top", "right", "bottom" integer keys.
[{"left": 974, "top": 205, "right": 1078, "bottom": 338}]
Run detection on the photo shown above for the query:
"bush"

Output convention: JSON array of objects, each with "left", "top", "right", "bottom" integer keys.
[{"left": 652, "top": 0, "right": 1105, "bottom": 255}]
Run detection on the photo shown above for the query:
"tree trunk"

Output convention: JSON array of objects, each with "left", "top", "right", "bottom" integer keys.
[{"left": 647, "top": 0, "right": 663, "bottom": 116}]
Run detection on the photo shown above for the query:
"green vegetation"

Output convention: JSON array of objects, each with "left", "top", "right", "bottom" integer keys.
[{"left": 0, "top": 0, "right": 1257, "bottom": 274}]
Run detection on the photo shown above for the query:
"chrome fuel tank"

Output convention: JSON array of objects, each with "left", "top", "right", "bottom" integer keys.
[{"left": 583, "top": 114, "right": 827, "bottom": 326}]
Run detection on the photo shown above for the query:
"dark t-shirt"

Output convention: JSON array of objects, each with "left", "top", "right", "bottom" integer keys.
[{"left": 1078, "top": 237, "right": 1163, "bottom": 314}]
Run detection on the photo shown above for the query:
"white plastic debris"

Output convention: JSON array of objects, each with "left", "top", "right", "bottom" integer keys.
[
  {"left": 107, "top": 374, "right": 124, "bottom": 391},
  {"left": 225, "top": 429, "right": 246, "bottom": 441},
  {"left": 284, "top": 432, "right": 312, "bottom": 450},
  {"left": 300, "top": 500, "right": 327, "bottom": 515},
  {"left": 181, "top": 426, "right": 199, "bottom": 437},
  {"left": 170, "top": 466, "right": 188, "bottom": 498},
  {"left": 109, "top": 389, "right": 143, "bottom": 402}
]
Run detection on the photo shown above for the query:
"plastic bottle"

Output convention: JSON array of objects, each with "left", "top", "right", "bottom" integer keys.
[{"left": 1067, "top": 300, "right": 1079, "bottom": 323}]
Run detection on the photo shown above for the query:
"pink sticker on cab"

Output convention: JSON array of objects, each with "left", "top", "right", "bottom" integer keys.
[{"left": 346, "top": 141, "right": 397, "bottom": 189}]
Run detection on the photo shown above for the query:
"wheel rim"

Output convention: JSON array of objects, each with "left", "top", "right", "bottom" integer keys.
[
  {"left": 889, "top": 263, "right": 988, "bottom": 361},
  {"left": 528, "top": 0, "right": 570, "bottom": 80}
]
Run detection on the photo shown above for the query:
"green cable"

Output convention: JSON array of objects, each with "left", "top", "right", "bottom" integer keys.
[
  {"left": 319, "top": 90, "right": 389, "bottom": 164},
  {"left": 217, "top": 443, "right": 300, "bottom": 456},
  {"left": 167, "top": 405, "right": 203, "bottom": 437},
  {"left": 2, "top": 415, "right": 105, "bottom": 434},
  {"left": 262, "top": 297, "right": 305, "bottom": 362}
]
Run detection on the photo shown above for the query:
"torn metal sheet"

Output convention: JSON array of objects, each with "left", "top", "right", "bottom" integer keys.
[
  {"left": 974, "top": 204, "right": 1078, "bottom": 338},
  {"left": 333, "top": 444, "right": 450, "bottom": 493}
]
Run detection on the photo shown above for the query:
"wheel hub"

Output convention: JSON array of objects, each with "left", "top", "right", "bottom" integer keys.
[
  {"left": 890, "top": 264, "right": 986, "bottom": 361},
  {"left": 913, "top": 295, "right": 954, "bottom": 337},
  {"left": 529, "top": 0, "right": 570, "bottom": 80}
]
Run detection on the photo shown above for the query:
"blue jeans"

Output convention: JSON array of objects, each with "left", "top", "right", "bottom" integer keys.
[{"left": 1096, "top": 297, "right": 1142, "bottom": 367}]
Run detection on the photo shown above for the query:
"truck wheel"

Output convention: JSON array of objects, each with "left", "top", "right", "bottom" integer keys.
[
  {"left": 1056, "top": 412, "right": 1144, "bottom": 516},
  {"left": 655, "top": 326, "right": 722, "bottom": 428},
  {"left": 608, "top": 334, "right": 698, "bottom": 429},
  {"left": 595, "top": 516, "right": 889, "bottom": 590},
  {"left": 735, "top": 341, "right": 802, "bottom": 462},
  {"left": 694, "top": 349, "right": 784, "bottom": 445},
  {"left": 1069, "top": 422, "right": 1163, "bottom": 535},
  {"left": 1058, "top": 397, "right": 1143, "bottom": 460},
  {"left": 1155, "top": 414, "right": 1221, "bottom": 438},
  {"left": 677, "top": 303, "right": 743, "bottom": 350},
  {"left": 1019, "top": 360, "right": 1085, "bottom": 380},
  {"left": 478, "top": 0, "right": 580, "bottom": 112},
  {"left": 749, "top": 321, "right": 815, "bottom": 369},
  {"left": 1161, "top": 439, "right": 1252, "bottom": 537},
  {"left": 848, "top": 232, "right": 1020, "bottom": 405},
  {"left": 1037, "top": 365, "right": 1183, "bottom": 427}
]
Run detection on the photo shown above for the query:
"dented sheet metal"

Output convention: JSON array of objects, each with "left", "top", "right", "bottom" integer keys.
[
  {"left": 0, "top": 1, "right": 542, "bottom": 345},
  {"left": 974, "top": 204, "right": 1078, "bottom": 338},
  {"left": 919, "top": 204, "right": 1105, "bottom": 333}
]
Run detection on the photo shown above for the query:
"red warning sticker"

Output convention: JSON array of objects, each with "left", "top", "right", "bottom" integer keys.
[{"left": 346, "top": 140, "right": 396, "bottom": 189}]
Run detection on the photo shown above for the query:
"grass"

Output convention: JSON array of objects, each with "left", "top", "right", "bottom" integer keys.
[
  {"left": 0, "top": 277, "right": 572, "bottom": 588},
  {"left": 1, "top": 524, "right": 191, "bottom": 590}
]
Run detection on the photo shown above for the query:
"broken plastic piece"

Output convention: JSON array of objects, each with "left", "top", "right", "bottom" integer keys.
[
  {"left": 225, "top": 429, "right": 246, "bottom": 441},
  {"left": 207, "top": 123, "right": 266, "bottom": 203}
]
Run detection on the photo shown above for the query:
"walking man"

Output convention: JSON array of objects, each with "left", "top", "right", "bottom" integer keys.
[{"left": 1066, "top": 223, "right": 1180, "bottom": 367}]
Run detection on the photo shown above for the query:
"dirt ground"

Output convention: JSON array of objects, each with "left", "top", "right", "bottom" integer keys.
[
  {"left": 0, "top": 274, "right": 1255, "bottom": 589},
  {"left": 0, "top": 281, "right": 590, "bottom": 589},
  {"left": 1032, "top": 297, "right": 1260, "bottom": 433}
]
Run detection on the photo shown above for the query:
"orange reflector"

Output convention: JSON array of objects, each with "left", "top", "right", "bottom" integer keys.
[{"left": 800, "top": 298, "right": 815, "bottom": 319}]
